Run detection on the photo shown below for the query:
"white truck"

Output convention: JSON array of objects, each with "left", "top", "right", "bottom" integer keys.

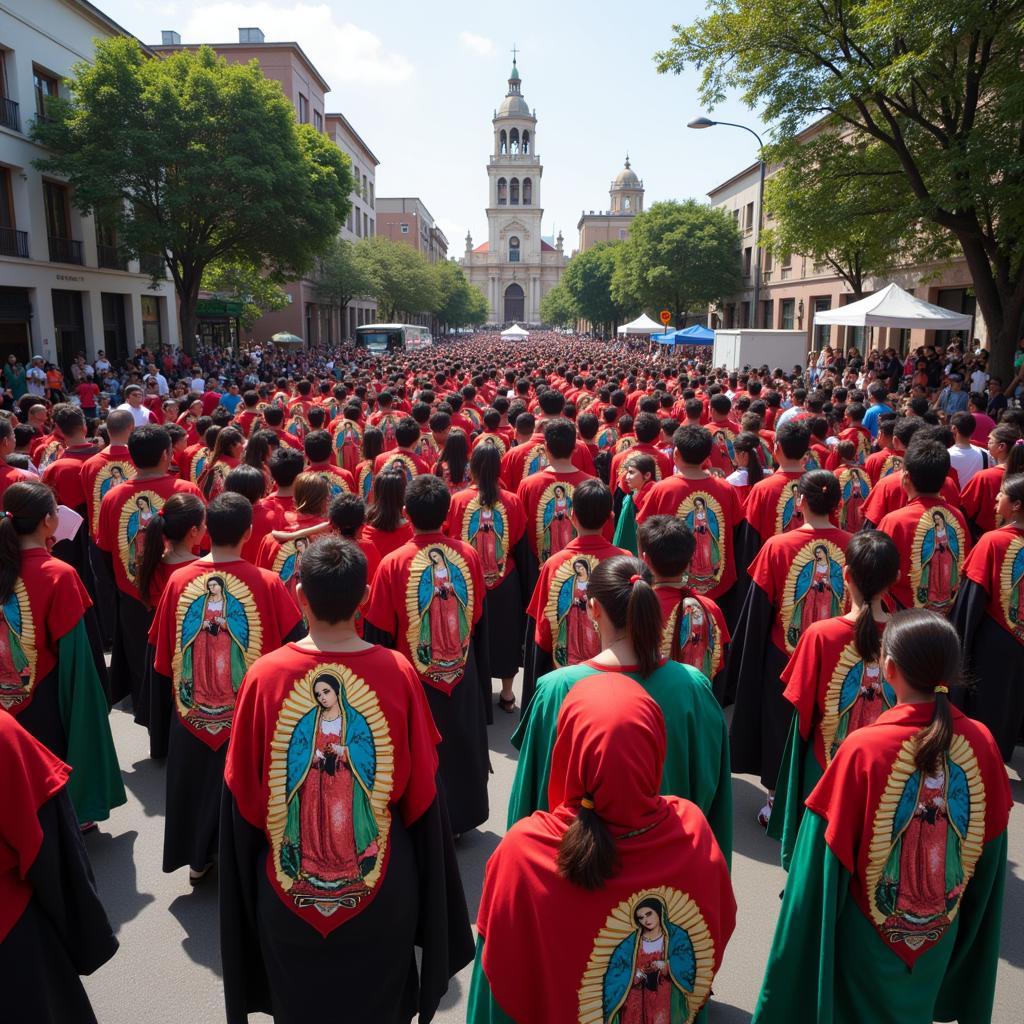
[{"left": 711, "top": 329, "right": 808, "bottom": 373}]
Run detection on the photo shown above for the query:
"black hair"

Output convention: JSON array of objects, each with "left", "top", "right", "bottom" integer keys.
[
  {"left": 366, "top": 470, "right": 407, "bottom": 531},
  {"left": 538, "top": 390, "right": 565, "bottom": 415},
  {"left": 732, "top": 432, "right": 765, "bottom": 486},
  {"left": 883, "top": 609, "right": 960, "bottom": 775},
  {"left": 328, "top": 493, "right": 365, "bottom": 537},
  {"left": 0, "top": 482, "right": 57, "bottom": 603},
  {"left": 135, "top": 492, "right": 205, "bottom": 607},
  {"left": 127, "top": 425, "right": 171, "bottom": 469},
  {"left": 543, "top": 418, "right": 577, "bottom": 460},
  {"left": 586, "top": 556, "right": 662, "bottom": 679},
  {"left": 299, "top": 536, "right": 367, "bottom": 623},
  {"left": 637, "top": 514, "right": 696, "bottom": 579},
  {"left": 845, "top": 531, "right": 900, "bottom": 664},
  {"left": 797, "top": 469, "right": 841, "bottom": 515},
  {"left": 268, "top": 446, "right": 305, "bottom": 488},
  {"left": 394, "top": 417, "right": 420, "bottom": 449},
  {"left": 361, "top": 427, "right": 384, "bottom": 462},
  {"left": 262, "top": 406, "right": 283, "bottom": 428},
  {"left": 303, "top": 429, "right": 333, "bottom": 464},
  {"left": 435, "top": 431, "right": 469, "bottom": 487},
  {"left": 52, "top": 402, "right": 85, "bottom": 435},
  {"left": 673, "top": 425, "right": 712, "bottom": 465},
  {"left": 903, "top": 440, "right": 950, "bottom": 495},
  {"left": 571, "top": 478, "right": 612, "bottom": 530},
  {"left": 633, "top": 412, "right": 660, "bottom": 444},
  {"left": 470, "top": 443, "right": 501, "bottom": 507},
  {"left": 893, "top": 416, "right": 925, "bottom": 448},
  {"left": 775, "top": 420, "right": 811, "bottom": 460},
  {"left": 205, "top": 491, "right": 253, "bottom": 547},
  {"left": 223, "top": 464, "right": 267, "bottom": 504},
  {"left": 404, "top": 473, "right": 450, "bottom": 531}
]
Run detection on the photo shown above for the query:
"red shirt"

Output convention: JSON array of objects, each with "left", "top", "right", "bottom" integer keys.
[
  {"left": 0, "top": 462, "right": 31, "bottom": 506},
  {"left": 40, "top": 444, "right": 96, "bottom": 508},
  {"left": 361, "top": 521, "right": 415, "bottom": 564},
  {"left": 864, "top": 447, "right": 902, "bottom": 486},
  {"left": 876, "top": 496, "right": 970, "bottom": 613},
  {"left": 80, "top": 444, "right": 136, "bottom": 536},
  {"left": 517, "top": 467, "right": 595, "bottom": 562},
  {"left": 372, "top": 449, "right": 432, "bottom": 479},
  {"left": 241, "top": 495, "right": 294, "bottom": 565},
  {"left": 654, "top": 584, "right": 730, "bottom": 681},
  {"left": 861, "top": 470, "right": 960, "bottom": 526},
  {"left": 444, "top": 487, "right": 526, "bottom": 588},
  {"left": 959, "top": 464, "right": 1004, "bottom": 534},
  {"left": 637, "top": 473, "right": 744, "bottom": 600},
  {"left": 962, "top": 523, "right": 1024, "bottom": 641},
  {"left": 75, "top": 381, "right": 99, "bottom": 410},
  {"left": 742, "top": 470, "right": 806, "bottom": 546},
  {"left": 609, "top": 441, "right": 673, "bottom": 493},
  {"left": 307, "top": 462, "right": 356, "bottom": 498}
]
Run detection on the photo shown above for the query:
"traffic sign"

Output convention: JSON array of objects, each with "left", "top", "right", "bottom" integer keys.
[{"left": 659, "top": 310, "right": 672, "bottom": 325}]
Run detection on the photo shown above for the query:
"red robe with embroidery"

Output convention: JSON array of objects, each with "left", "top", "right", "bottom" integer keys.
[
  {"left": 80, "top": 443, "right": 135, "bottom": 536},
  {"left": 499, "top": 432, "right": 594, "bottom": 490},
  {"left": 517, "top": 467, "right": 596, "bottom": 562},
  {"left": 742, "top": 470, "right": 807, "bottom": 546},
  {"left": 445, "top": 487, "right": 526, "bottom": 589},
  {"left": 654, "top": 584, "right": 730, "bottom": 685},
  {"left": 959, "top": 463, "right": 1005, "bottom": 536},
  {"left": 864, "top": 446, "right": 903, "bottom": 486},
  {"left": 862, "top": 470, "right": 961, "bottom": 526}
]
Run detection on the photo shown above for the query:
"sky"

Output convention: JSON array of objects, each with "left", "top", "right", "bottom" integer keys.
[{"left": 98, "top": 0, "right": 770, "bottom": 254}]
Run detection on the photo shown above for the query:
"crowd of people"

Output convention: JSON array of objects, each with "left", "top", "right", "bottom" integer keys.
[{"left": 0, "top": 328, "right": 1019, "bottom": 1024}]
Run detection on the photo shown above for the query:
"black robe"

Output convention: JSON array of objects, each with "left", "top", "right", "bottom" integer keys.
[
  {"left": 219, "top": 784, "right": 474, "bottom": 1024},
  {"left": 484, "top": 567, "right": 524, "bottom": 681},
  {"left": 88, "top": 539, "right": 117, "bottom": 650},
  {"left": 363, "top": 624, "right": 491, "bottom": 836},
  {"left": 951, "top": 579, "right": 1024, "bottom": 761},
  {"left": 1, "top": 789, "right": 118, "bottom": 1024},
  {"left": 726, "top": 579, "right": 791, "bottom": 789},
  {"left": 519, "top": 618, "right": 554, "bottom": 719}
]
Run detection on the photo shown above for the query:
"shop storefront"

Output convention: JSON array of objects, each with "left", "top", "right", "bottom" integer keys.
[{"left": 195, "top": 297, "right": 241, "bottom": 352}]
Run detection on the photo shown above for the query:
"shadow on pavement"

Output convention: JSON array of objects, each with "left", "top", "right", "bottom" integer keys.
[
  {"left": 120, "top": 755, "right": 167, "bottom": 819},
  {"left": 436, "top": 972, "right": 465, "bottom": 1011},
  {"left": 730, "top": 776, "right": 783, "bottom": 866},
  {"left": 168, "top": 878, "right": 223, "bottom": 975},
  {"left": 85, "top": 829, "right": 155, "bottom": 932},
  {"left": 454, "top": 828, "right": 502, "bottom": 922}
]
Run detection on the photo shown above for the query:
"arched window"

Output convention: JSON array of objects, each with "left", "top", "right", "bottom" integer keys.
[
  {"left": 508, "top": 236, "right": 520, "bottom": 263},
  {"left": 509, "top": 177, "right": 519, "bottom": 204},
  {"left": 499, "top": 130, "right": 507, "bottom": 155},
  {"left": 509, "top": 127, "right": 519, "bottom": 154},
  {"left": 522, "top": 130, "right": 530, "bottom": 154},
  {"left": 497, "top": 177, "right": 507, "bottom": 205},
  {"left": 623, "top": 197, "right": 631, "bottom": 211},
  {"left": 522, "top": 178, "right": 532, "bottom": 205}
]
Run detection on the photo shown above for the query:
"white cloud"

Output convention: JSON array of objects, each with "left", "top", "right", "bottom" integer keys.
[
  {"left": 458, "top": 31, "right": 494, "bottom": 57},
  {"left": 177, "top": 3, "right": 414, "bottom": 87}
]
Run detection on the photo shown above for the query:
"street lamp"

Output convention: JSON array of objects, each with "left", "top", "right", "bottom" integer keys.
[{"left": 688, "top": 116, "right": 766, "bottom": 329}]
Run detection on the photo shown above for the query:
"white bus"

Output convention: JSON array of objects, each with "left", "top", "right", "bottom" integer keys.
[{"left": 355, "top": 323, "right": 432, "bottom": 354}]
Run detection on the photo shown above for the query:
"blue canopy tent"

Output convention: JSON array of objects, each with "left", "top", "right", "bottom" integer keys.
[{"left": 653, "top": 324, "right": 715, "bottom": 346}]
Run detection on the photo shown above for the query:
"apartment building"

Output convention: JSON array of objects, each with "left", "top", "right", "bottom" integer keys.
[
  {"left": 0, "top": 0, "right": 179, "bottom": 370},
  {"left": 377, "top": 197, "right": 448, "bottom": 263}
]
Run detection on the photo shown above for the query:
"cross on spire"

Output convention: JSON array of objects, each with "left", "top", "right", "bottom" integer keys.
[{"left": 511, "top": 44, "right": 519, "bottom": 64}]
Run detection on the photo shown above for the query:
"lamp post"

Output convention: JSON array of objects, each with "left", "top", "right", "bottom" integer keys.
[{"left": 688, "top": 116, "right": 765, "bottom": 329}]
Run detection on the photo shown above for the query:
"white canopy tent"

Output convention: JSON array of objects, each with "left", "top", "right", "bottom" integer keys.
[
  {"left": 813, "top": 283, "right": 973, "bottom": 331},
  {"left": 501, "top": 323, "right": 530, "bottom": 339},
  {"left": 617, "top": 313, "right": 665, "bottom": 335}
]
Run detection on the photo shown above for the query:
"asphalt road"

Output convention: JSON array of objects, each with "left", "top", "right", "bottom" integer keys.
[{"left": 82, "top": 684, "right": 1024, "bottom": 1024}]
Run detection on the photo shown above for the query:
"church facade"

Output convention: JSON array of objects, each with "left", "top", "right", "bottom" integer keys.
[{"left": 461, "top": 58, "right": 567, "bottom": 324}]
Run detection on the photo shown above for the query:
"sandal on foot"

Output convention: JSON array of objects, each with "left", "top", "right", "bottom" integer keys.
[
  {"left": 497, "top": 695, "right": 516, "bottom": 714},
  {"left": 757, "top": 795, "right": 775, "bottom": 829}
]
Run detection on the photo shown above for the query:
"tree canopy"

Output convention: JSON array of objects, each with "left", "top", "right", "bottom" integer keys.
[
  {"left": 33, "top": 37, "right": 352, "bottom": 350},
  {"left": 432, "top": 260, "right": 489, "bottom": 329},
  {"left": 313, "top": 237, "right": 376, "bottom": 319},
  {"left": 561, "top": 243, "right": 636, "bottom": 336},
  {"left": 201, "top": 258, "right": 289, "bottom": 333},
  {"left": 539, "top": 282, "right": 578, "bottom": 328},
  {"left": 611, "top": 200, "right": 742, "bottom": 325},
  {"left": 357, "top": 237, "right": 441, "bottom": 322},
  {"left": 656, "top": 0, "right": 1024, "bottom": 372}
]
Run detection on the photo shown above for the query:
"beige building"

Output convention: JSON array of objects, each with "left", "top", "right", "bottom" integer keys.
[
  {"left": 0, "top": 0, "right": 179, "bottom": 370},
  {"left": 377, "top": 197, "right": 448, "bottom": 263},
  {"left": 461, "top": 58, "right": 567, "bottom": 324},
  {"left": 707, "top": 125, "right": 980, "bottom": 357},
  {"left": 576, "top": 156, "right": 645, "bottom": 252}
]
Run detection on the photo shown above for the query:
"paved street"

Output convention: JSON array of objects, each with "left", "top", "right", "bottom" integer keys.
[{"left": 83, "top": 684, "right": 1024, "bottom": 1024}]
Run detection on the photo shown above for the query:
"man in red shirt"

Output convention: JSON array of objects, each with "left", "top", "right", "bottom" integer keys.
[
  {"left": 241, "top": 446, "right": 305, "bottom": 563},
  {"left": 303, "top": 429, "right": 355, "bottom": 497},
  {"left": 372, "top": 417, "right": 433, "bottom": 479},
  {"left": 260, "top": 405, "right": 303, "bottom": 451},
  {"left": 75, "top": 377, "right": 100, "bottom": 427}
]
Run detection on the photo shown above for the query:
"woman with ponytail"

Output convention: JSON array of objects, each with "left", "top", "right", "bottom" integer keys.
[
  {"left": 769, "top": 531, "right": 900, "bottom": 868},
  {"left": 509, "top": 554, "right": 733, "bottom": 862},
  {"left": 445, "top": 443, "right": 526, "bottom": 711},
  {"left": 196, "top": 425, "right": 243, "bottom": 500},
  {"left": 354, "top": 426, "right": 385, "bottom": 504},
  {"left": 0, "top": 482, "right": 125, "bottom": 827},
  {"left": 754, "top": 609, "right": 1011, "bottom": 1024},
  {"left": 469, "top": 674, "right": 735, "bottom": 1024},
  {"left": 953, "top": 471, "right": 1024, "bottom": 760}
]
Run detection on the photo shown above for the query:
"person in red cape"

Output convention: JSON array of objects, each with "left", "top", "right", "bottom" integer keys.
[
  {"left": 863, "top": 415, "right": 901, "bottom": 485},
  {"left": 95, "top": 425, "right": 204, "bottom": 718},
  {"left": 240, "top": 446, "right": 302, "bottom": 563},
  {"left": 636, "top": 425, "right": 744, "bottom": 613},
  {"left": 638, "top": 514, "right": 731, "bottom": 700},
  {"left": 363, "top": 473, "right": 489, "bottom": 836},
  {"left": 149, "top": 493, "right": 304, "bottom": 883},
  {"left": 769, "top": 531, "right": 900, "bottom": 869},
  {"left": 0, "top": 712, "right": 118, "bottom": 1023},
  {"left": 876, "top": 438, "right": 971, "bottom": 614},
  {"left": 220, "top": 537, "right": 473, "bottom": 1024},
  {"left": 0, "top": 481, "right": 125, "bottom": 828},
  {"left": 196, "top": 425, "right": 243, "bottom": 501},
  {"left": 372, "top": 416, "right": 433, "bottom": 479},
  {"left": 959, "top": 424, "right": 1022, "bottom": 539},
  {"left": 952, "top": 470, "right": 1024, "bottom": 760},
  {"left": 753, "top": 610, "right": 1012, "bottom": 1024},
  {"left": 468, "top": 673, "right": 735, "bottom": 1024},
  {"left": 522, "top": 479, "right": 628, "bottom": 714},
  {"left": 445, "top": 444, "right": 526, "bottom": 713},
  {"left": 303, "top": 428, "right": 356, "bottom": 499},
  {"left": 832, "top": 440, "right": 870, "bottom": 531},
  {"left": 608, "top": 412, "right": 673, "bottom": 495},
  {"left": 361, "top": 467, "right": 415, "bottom": 563},
  {"left": 728, "top": 470, "right": 852, "bottom": 828}
]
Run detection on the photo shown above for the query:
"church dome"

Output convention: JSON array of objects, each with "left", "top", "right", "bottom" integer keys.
[
  {"left": 498, "top": 92, "right": 531, "bottom": 117},
  {"left": 613, "top": 157, "right": 640, "bottom": 188}
]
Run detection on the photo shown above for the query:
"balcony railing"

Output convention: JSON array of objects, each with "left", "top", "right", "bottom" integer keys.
[
  {"left": 0, "top": 97, "right": 19, "bottom": 133},
  {"left": 97, "top": 243, "right": 126, "bottom": 270},
  {"left": 0, "top": 227, "right": 29, "bottom": 258},
  {"left": 140, "top": 252, "right": 165, "bottom": 276},
  {"left": 48, "top": 235, "right": 83, "bottom": 264}
]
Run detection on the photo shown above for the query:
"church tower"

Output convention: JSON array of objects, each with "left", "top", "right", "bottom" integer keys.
[{"left": 461, "top": 55, "right": 567, "bottom": 324}]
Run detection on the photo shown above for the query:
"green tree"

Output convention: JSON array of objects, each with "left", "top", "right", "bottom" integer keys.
[
  {"left": 201, "top": 258, "right": 289, "bottom": 333},
  {"left": 313, "top": 237, "right": 376, "bottom": 329},
  {"left": 358, "top": 237, "right": 440, "bottom": 321},
  {"left": 763, "top": 135, "right": 957, "bottom": 298},
  {"left": 539, "top": 282, "right": 578, "bottom": 328},
  {"left": 611, "top": 201, "right": 742, "bottom": 325},
  {"left": 657, "top": 0, "right": 1024, "bottom": 375},
  {"left": 33, "top": 38, "right": 352, "bottom": 351},
  {"left": 562, "top": 243, "right": 636, "bottom": 336},
  {"left": 432, "top": 260, "right": 489, "bottom": 330}
]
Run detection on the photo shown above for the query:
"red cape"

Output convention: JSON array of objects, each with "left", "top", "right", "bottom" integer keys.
[
  {"left": 962, "top": 523, "right": 1024, "bottom": 642},
  {"left": 444, "top": 486, "right": 526, "bottom": 589}
]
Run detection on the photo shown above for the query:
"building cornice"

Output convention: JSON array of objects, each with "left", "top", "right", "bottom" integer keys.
[
  {"left": 324, "top": 111, "right": 379, "bottom": 166},
  {"left": 151, "top": 40, "right": 331, "bottom": 93}
]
